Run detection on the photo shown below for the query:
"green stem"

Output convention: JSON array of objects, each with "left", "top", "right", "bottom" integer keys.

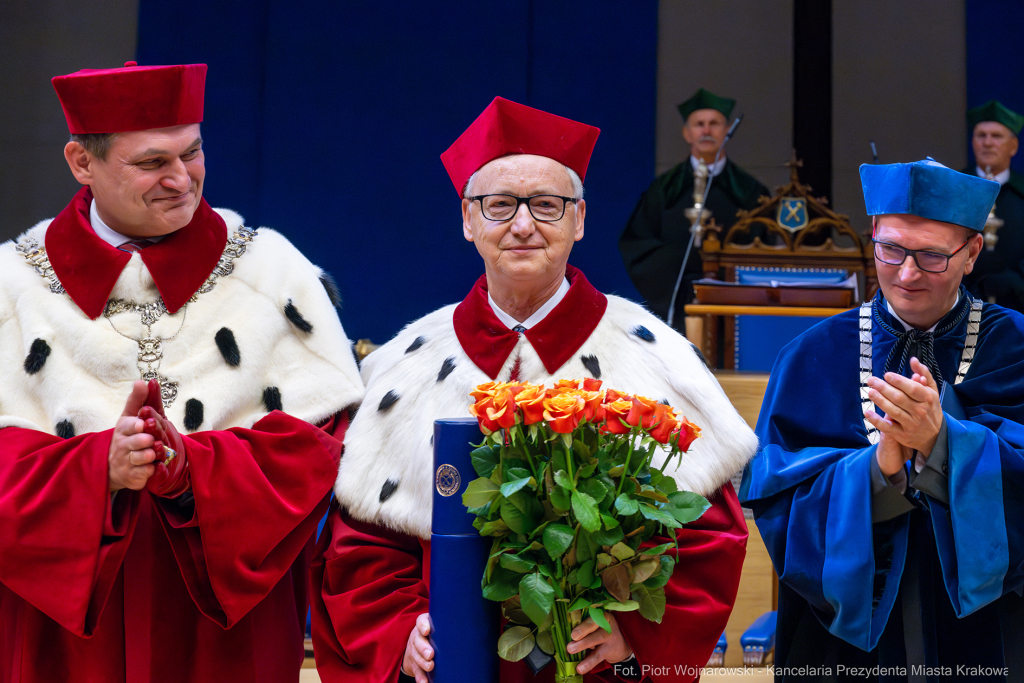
[
  {"left": 564, "top": 440, "right": 575, "bottom": 483},
  {"left": 616, "top": 430, "right": 637, "bottom": 497},
  {"left": 633, "top": 441, "right": 659, "bottom": 479},
  {"left": 513, "top": 424, "right": 542, "bottom": 484},
  {"left": 550, "top": 600, "right": 585, "bottom": 673},
  {"left": 658, "top": 444, "right": 681, "bottom": 473}
]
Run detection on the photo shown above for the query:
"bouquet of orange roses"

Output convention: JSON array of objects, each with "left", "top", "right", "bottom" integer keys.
[{"left": 463, "top": 379, "right": 708, "bottom": 683}]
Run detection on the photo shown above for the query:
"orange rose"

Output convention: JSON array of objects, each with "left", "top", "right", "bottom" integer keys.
[
  {"left": 625, "top": 395, "right": 660, "bottom": 428},
  {"left": 578, "top": 388, "right": 605, "bottom": 423},
  {"left": 469, "top": 384, "right": 519, "bottom": 433},
  {"left": 470, "top": 381, "right": 523, "bottom": 402},
  {"left": 673, "top": 416, "right": 702, "bottom": 452},
  {"left": 598, "top": 397, "right": 632, "bottom": 434},
  {"left": 553, "top": 379, "right": 580, "bottom": 392},
  {"left": 551, "top": 388, "right": 604, "bottom": 423},
  {"left": 469, "top": 381, "right": 501, "bottom": 403},
  {"left": 516, "top": 384, "right": 548, "bottom": 425},
  {"left": 543, "top": 392, "right": 584, "bottom": 433},
  {"left": 605, "top": 389, "right": 630, "bottom": 403},
  {"left": 469, "top": 396, "right": 499, "bottom": 434},
  {"left": 581, "top": 378, "right": 603, "bottom": 392},
  {"left": 647, "top": 403, "right": 680, "bottom": 444}
]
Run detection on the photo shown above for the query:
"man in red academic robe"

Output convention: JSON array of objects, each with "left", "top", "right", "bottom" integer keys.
[
  {"left": 0, "top": 63, "right": 363, "bottom": 682},
  {"left": 311, "top": 98, "right": 756, "bottom": 682}
]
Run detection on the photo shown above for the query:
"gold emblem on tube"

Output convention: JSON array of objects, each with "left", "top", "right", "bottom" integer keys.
[{"left": 435, "top": 464, "right": 461, "bottom": 497}]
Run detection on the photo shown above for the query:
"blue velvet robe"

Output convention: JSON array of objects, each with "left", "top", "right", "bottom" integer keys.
[{"left": 741, "top": 288, "right": 1024, "bottom": 681}]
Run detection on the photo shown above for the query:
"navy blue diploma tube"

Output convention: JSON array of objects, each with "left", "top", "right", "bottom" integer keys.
[{"left": 428, "top": 417, "right": 500, "bottom": 683}]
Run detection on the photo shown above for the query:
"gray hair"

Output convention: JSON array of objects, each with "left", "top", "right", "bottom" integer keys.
[{"left": 463, "top": 158, "right": 584, "bottom": 200}]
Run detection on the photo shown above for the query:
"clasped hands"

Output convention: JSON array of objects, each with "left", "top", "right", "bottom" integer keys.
[
  {"left": 108, "top": 379, "right": 189, "bottom": 496},
  {"left": 402, "top": 611, "right": 633, "bottom": 682},
  {"left": 863, "top": 357, "right": 944, "bottom": 478}
]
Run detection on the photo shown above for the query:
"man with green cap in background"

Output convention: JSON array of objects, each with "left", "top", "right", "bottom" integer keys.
[
  {"left": 963, "top": 99, "right": 1024, "bottom": 312},
  {"left": 619, "top": 87, "right": 770, "bottom": 331}
]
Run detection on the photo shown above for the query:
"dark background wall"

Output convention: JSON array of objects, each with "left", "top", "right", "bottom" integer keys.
[
  {"left": 0, "top": 0, "right": 139, "bottom": 238},
  {"left": 1, "top": 1, "right": 1017, "bottom": 343},
  {"left": 833, "top": 0, "right": 967, "bottom": 234},
  {"left": 655, "top": 1, "right": 794, "bottom": 195}
]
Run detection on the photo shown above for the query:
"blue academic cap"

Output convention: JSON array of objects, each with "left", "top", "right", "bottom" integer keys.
[{"left": 860, "top": 158, "right": 999, "bottom": 232}]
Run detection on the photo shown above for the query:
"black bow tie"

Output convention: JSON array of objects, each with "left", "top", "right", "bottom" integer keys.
[
  {"left": 885, "top": 327, "right": 943, "bottom": 387},
  {"left": 874, "top": 294, "right": 972, "bottom": 389}
]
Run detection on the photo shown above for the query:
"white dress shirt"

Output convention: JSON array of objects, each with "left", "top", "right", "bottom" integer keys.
[
  {"left": 488, "top": 277, "right": 570, "bottom": 330},
  {"left": 976, "top": 166, "right": 1010, "bottom": 186},
  {"left": 89, "top": 200, "right": 166, "bottom": 247},
  {"left": 690, "top": 154, "right": 726, "bottom": 177}
]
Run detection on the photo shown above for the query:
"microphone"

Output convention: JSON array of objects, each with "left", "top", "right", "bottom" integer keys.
[
  {"left": 723, "top": 113, "right": 744, "bottom": 143},
  {"left": 666, "top": 113, "right": 745, "bottom": 329}
]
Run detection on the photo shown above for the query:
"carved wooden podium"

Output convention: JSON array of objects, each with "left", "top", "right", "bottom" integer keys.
[{"left": 686, "top": 155, "right": 876, "bottom": 368}]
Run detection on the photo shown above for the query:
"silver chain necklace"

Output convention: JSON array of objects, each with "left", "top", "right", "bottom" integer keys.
[
  {"left": 17, "top": 225, "right": 258, "bottom": 409},
  {"left": 859, "top": 297, "right": 981, "bottom": 445},
  {"left": 103, "top": 300, "right": 189, "bottom": 406}
]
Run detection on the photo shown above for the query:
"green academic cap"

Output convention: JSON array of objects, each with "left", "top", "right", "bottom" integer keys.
[
  {"left": 967, "top": 100, "right": 1024, "bottom": 136},
  {"left": 678, "top": 88, "right": 735, "bottom": 122}
]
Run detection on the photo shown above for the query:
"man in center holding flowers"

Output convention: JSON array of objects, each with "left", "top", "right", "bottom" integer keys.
[{"left": 311, "top": 97, "right": 759, "bottom": 682}]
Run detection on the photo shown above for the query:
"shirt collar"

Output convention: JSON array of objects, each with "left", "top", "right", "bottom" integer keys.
[
  {"left": 487, "top": 277, "right": 570, "bottom": 330},
  {"left": 976, "top": 166, "right": 1011, "bottom": 186},
  {"left": 885, "top": 292, "right": 962, "bottom": 333},
  {"left": 89, "top": 199, "right": 166, "bottom": 248},
  {"left": 691, "top": 154, "right": 726, "bottom": 177},
  {"left": 45, "top": 186, "right": 228, "bottom": 319},
  {"left": 454, "top": 264, "right": 608, "bottom": 379}
]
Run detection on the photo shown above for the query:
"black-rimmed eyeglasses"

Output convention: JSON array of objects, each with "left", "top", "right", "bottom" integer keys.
[
  {"left": 466, "top": 194, "right": 577, "bottom": 222},
  {"left": 872, "top": 238, "right": 971, "bottom": 273}
]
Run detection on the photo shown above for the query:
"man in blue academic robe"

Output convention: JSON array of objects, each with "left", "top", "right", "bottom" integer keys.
[{"left": 741, "top": 159, "right": 1024, "bottom": 681}]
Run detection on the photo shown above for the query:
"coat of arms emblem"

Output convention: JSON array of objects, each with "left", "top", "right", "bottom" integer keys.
[{"left": 777, "top": 197, "right": 808, "bottom": 232}]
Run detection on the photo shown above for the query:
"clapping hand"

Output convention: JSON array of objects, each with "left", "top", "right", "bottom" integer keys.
[
  {"left": 108, "top": 380, "right": 158, "bottom": 492},
  {"left": 137, "top": 380, "right": 190, "bottom": 498},
  {"left": 864, "top": 357, "right": 943, "bottom": 476}
]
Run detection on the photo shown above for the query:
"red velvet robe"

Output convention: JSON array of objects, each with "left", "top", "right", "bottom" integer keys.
[
  {"left": 0, "top": 415, "right": 345, "bottom": 683},
  {"left": 312, "top": 267, "right": 750, "bottom": 682},
  {"left": 0, "top": 189, "right": 361, "bottom": 683}
]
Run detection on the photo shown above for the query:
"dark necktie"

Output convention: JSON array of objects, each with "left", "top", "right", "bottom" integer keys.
[{"left": 117, "top": 239, "right": 154, "bottom": 254}]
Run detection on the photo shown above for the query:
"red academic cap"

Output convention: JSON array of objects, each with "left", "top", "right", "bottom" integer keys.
[
  {"left": 52, "top": 62, "right": 207, "bottom": 134},
  {"left": 440, "top": 97, "right": 601, "bottom": 197}
]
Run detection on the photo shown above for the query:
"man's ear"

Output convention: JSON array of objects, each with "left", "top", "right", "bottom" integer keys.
[
  {"left": 63, "top": 141, "right": 95, "bottom": 186},
  {"left": 963, "top": 232, "right": 984, "bottom": 275},
  {"left": 573, "top": 199, "right": 586, "bottom": 242},
  {"left": 462, "top": 198, "right": 474, "bottom": 242}
]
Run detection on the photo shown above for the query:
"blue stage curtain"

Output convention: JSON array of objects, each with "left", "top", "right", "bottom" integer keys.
[{"left": 136, "top": 1, "right": 655, "bottom": 343}]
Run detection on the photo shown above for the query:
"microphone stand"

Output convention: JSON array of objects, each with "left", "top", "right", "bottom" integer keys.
[{"left": 666, "top": 114, "right": 743, "bottom": 329}]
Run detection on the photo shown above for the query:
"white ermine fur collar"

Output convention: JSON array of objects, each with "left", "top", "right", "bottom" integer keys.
[
  {"left": 0, "top": 208, "right": 363, "bottom": 438},
  {"left": 336, "top": 295, "right": 757, "bottom": 540}
]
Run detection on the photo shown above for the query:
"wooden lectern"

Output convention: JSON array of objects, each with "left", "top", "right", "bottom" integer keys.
[{"left": 686, "top": 155, "right": 875, "bottom": 368}]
